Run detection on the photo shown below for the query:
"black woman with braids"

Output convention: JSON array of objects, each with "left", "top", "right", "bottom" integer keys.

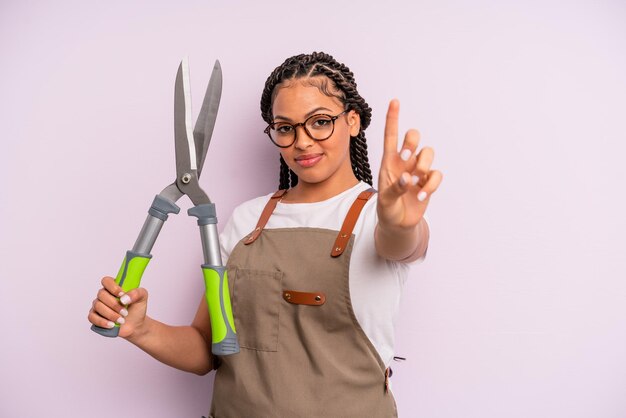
[{"left": 88, "top": 52, "right": 442, "bottom": 417}]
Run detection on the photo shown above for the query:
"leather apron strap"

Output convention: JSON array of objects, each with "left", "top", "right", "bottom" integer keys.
[
  {"left": 243, "top": 189, "right": 287, "bottom": 245},
  {"left": 244, "top": 187, "right": 377, "bottom": 257},
  {"left": 331, "top": 188, "right": 376, "bottom": 257}
]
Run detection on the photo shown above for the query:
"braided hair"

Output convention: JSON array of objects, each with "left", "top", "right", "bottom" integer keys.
[{"left": 260, "top": 52, "right": 373, "bottom": 190}]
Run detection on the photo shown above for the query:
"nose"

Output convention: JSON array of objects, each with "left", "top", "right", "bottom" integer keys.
[{"left": 293, "top": 124, "right": 315, "bottom": 149}]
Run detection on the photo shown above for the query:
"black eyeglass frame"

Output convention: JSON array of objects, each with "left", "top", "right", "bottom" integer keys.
[{"left": 263, "top": 110, "right": 349, "bottom": 148}]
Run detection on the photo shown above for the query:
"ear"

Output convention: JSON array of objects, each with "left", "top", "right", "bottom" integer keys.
[{"left": 347, "top": 110, "right": 361, "bottom": 137}]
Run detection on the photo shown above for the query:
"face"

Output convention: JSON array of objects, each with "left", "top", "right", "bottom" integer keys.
[{"left": 271, "top": 77, "right": 361, "bottom": 190}]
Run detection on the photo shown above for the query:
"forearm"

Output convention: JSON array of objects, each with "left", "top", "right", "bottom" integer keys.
[
  {"left": 125, "top": 316, "right": 214, "bottom": 375},
  {"left": 375, "top": 216, "right": 429, "bottom": 262}
]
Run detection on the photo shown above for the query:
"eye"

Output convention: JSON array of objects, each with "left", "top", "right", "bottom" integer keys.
[
  {"left": 309, "top": 116, "right": 332, "bottom": 129},
  {"left": 274, "top": 124, "right": 294, "bottom": 134}
]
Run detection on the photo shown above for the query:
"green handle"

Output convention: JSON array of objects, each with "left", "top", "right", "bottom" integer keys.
[
  {"left": 91, "top": 250, "right": 152, "bottom": 337},
  {"left": 202, "top": 265, "right": 239, "bottom": 355}
]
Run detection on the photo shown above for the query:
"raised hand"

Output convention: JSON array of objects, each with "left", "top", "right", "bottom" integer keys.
[{"left": 377, "top": 99, "right": 442, "bottom": 233}]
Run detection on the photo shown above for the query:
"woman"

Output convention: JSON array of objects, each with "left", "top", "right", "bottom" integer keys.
[{"left": 88, "top": 51, "right": 442, "bottom": 417}]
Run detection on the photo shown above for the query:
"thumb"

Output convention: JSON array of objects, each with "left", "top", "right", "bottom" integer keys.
[
  {"left": 119, "top": 287, "right": 149, "bottom": 306},
  {"left": 380, "top": 172, "right": 412, "bottom": 204}
]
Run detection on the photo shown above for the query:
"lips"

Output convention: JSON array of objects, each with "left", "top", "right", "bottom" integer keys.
[{"left": 294, "top": 153, "right": 323, "bottom": 168}]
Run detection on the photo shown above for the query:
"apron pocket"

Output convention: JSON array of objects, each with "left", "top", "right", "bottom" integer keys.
[{"left": 231, "top": 267, "right": 283, "bottom": 352}]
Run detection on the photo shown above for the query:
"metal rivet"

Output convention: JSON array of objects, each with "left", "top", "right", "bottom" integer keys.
[
  {"left": 285, "top": 293, "right": 291, "bottom": 300},
  {"left": 341, "top": 234, "right": 348, "bottom": 238},
  {"left": 247, "top": 236, "right": 254, "bottom": 241},
  {"left": 181, "top": 173, "right": 191, "bottom": 184},
  {"left": 335, "top": 247, "right": 341, "bottom": 252},
  {"left": 255, "top": 227, "right": 261, "bottom": 231},
  {"left": 315, "top": 295, "right": 321, "bottom": 302}
]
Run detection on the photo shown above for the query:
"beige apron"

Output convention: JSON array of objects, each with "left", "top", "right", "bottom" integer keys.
[{"left": 209, "top": 189, "right": 397, "bottom": 418}]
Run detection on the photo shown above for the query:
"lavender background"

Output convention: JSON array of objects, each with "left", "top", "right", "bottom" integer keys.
[{"left": 1, "top": 1, "right": 625, "bottom": 417}]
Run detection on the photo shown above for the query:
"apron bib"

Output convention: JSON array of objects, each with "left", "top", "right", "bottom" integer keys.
[{"left": 209, "top": 189, "right": 397, "bottom": 418}]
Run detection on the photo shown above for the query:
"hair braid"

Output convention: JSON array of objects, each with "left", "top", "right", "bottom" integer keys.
[
  {"left": 279, "top": 155, "right": 299, "bottom": 190},
  {"left": 260, "top": 52, "right": 373, "bottom": 189},
  {"left": 350, "top": 132, "right": 373, "bottom": 185}
]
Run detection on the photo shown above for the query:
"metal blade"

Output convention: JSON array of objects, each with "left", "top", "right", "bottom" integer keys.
[
  {"left": 193, "top": 60, "right": 222, "bottom": 178},
  {"left": 174, "top": 57, "right": 197, "bottom": 180}
]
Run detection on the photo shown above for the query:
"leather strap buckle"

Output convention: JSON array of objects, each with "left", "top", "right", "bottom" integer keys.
[{"left": 283, "top": 290, "right": 326, "bottom": 306}]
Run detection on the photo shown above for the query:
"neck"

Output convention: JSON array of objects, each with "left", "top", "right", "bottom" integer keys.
[{"left": 284, "top": 174, "right": 359, "bottom": 203}]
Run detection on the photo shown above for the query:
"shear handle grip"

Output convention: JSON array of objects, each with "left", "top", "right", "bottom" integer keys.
[
  {"left": 91, "top": 250, "right": 152, "bottom": 337},
  {"left": 202, "top": 265, "right": 239, "bottom": 355}
]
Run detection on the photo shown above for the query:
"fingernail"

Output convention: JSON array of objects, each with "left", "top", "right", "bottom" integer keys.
[
  {"left": 418, "top": 191, "right": 428, "bottom": 201},
  {"left": 106, "top": 321, "right": 115, "bottom": 329},
  {"left": 120, "top": 308, "right": 129, "bottom": 317},
  {"left": 400, "top": 149, "right": 412, "bottom": 161},
  {"left": 118, "top": 292, "right": 125, "bottom": 297},
  {"left": 116, "top": 316, "right": 126, "bottom": 325},
  {"left": 411, "top": 175, "right": 419, "bottom": 186},
  {"left": 120, "top": 294, "right": 131, "bottom": 305},
  {"left": 399, "top": 173, "right": 408, "bottom": 186}
]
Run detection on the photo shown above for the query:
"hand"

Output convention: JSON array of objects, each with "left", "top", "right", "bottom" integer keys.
[
  {"left": 87, "top": 276, "right": 149, "bottom": 339},
  {"left": 377, "top": 99, "right": 442, "bottom": 231}
]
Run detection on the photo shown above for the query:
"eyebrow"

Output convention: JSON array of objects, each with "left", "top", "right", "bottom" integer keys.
[{"left": 273, "top": 107, "right": 335, "bottom": 122}]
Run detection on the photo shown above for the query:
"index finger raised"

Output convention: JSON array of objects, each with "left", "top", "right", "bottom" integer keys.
[{"left": 383, "top": 99, "right": 400, "bottom": 156}]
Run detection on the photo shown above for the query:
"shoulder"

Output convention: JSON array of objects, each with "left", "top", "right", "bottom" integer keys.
[
  {"left": 227, "top": 191, "right": 279, "bottom": 236},
  {"left": 219, "top": 191, "right": 276, "bottom": 262},
  {"left": 231, "top": 192, "right": 275, "bottom": 222}
]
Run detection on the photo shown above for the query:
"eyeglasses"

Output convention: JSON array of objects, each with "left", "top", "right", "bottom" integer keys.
[{"left": 264, "top": 110, "right": 349, "bottom": 148}]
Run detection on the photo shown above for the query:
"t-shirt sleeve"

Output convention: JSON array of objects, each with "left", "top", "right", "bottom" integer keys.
[
  {"left": 219, "top": 212, "right": 237, "bottom": 265},
  {"left": 218, "top": 194, "right": 271, "bottom": 265},
  {"left": 410, "top": 213, "right": 429, "bottom": 264}
]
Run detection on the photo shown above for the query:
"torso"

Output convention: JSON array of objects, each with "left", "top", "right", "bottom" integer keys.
[{"left": 210, "top": 186, "right": 400, "bottom": 417}]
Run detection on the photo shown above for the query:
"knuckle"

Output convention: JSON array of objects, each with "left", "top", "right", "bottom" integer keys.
[
  {"left": 415, "top": 164, "right": 428, "bottom": 176},
  {"left": 404, "top": 131, "right": 419, "bottom": 144},
  {"left": 104, "top": 276, "right": 121, "bottom": 292},
  {"left": 88, "top": 309, "right": 101, "bottom": 324},
  {"left": 97, "top": 288, "right": 109, "bottom": 301},
  {"left": 129, "top": 288, "right": 148, "bottom": 303},
  {"left": 94, "top": 301, "right": 115, "bottom": 321},
  {"left": 124, "top": 288, "right": 146, "bottom": 303},
  {"left": 90, "top": 311, "right": 108, "bottom": 326},
  {"left": 93, "top": 300, "right": 105, "bottom": 314}
]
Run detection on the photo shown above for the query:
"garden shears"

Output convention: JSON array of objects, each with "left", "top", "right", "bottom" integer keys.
[{"left": 90, "top": 58, "right": 240, "bottom": 356}]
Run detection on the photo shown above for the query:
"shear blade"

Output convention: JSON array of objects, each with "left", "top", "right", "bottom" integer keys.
[
  {"left": 174, "top": 57, "right": 196, "bottom": 178},
  {"left": 193, "top": 59, "right": 222, "bottom": 179}
]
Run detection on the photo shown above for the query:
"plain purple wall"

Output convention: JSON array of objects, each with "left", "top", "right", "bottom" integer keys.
[{"left": 1, "top": 1, "right": 625, "bottom": 417}]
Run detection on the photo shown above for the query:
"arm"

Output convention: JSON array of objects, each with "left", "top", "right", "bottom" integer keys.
[
  {"left": 375, "top": 216, "right": 429, "bottom": 262},
  {"left": 88, "top": 277, "right": 215, "bottom": 375},
  {"left": 125, "top": 295, "right": 215, "bottom": 375},
  {"left": 375, "top": 99, "right": 441, "bottom": 262}
]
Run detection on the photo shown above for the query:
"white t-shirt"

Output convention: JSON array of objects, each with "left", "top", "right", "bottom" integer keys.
[{"left": 219, "top": 181, "right": 428, "bottom": 367}]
